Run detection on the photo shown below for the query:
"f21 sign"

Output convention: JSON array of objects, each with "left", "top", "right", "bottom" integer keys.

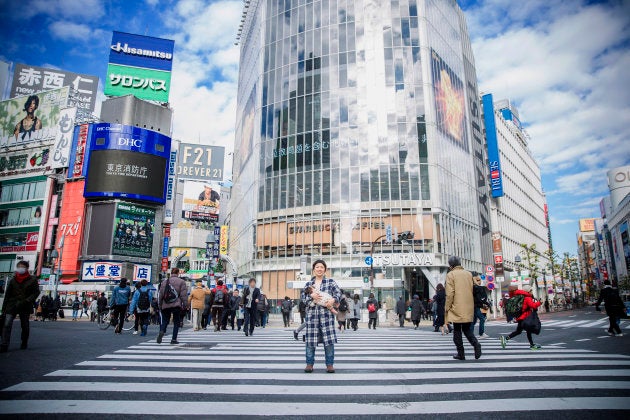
[{"left": 176, "top": 143, "right": 225, "bottom": 181}]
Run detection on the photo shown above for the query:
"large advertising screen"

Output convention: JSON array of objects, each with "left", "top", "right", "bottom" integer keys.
[
  {"left": 112, "top": 202, "right": 155, "bottom": 259},
  {"left": 104, "top": 63, "right": 171, "bottom": 103},
  {"left": 482, "top": 94, "right": 504, "bottom": 197},
  {"left": 181, "top": 180, "right": 220, "bottom": 222},
  {"left": 83, "top": 123, "right": 171, "bottom": 204},
  {"left": 10, "top": 63, "right": 99, "bottom": 112},
  {"left": 431, "top": 49, "right": 468, "bottom": 152},
  {"left": 0, "top": 86, "right": 69, "bottom": 146},
  {"left": 109, "top": 31, "right": 174, "bottom": 72}
]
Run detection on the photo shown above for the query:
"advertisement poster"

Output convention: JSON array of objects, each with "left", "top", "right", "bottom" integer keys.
[
  {"left": 82, "top": 261, "right": 122, "bottom": 281},
  {"left": 176, "top": 143, "right": 225, "bottom": 181},
  {"left": 109, "top": 31, "right": 174, "bottom": 72},
  {"left": 181, "top": 180, "right": 220, "bottom": 222},
  {"left": 431, "top": 49, "right": 468, "bottom": 152},
  {"left": 50, "top": 107, "right": 77, "bottom": 169},
  {"left": 10, "top": 63, "right": 99, "bottom": 112},
  {"left": 220, "top": 225, "right": 229, "bottom": 255},
  {"left": 104, "top": 63, "right": 171, "bottom": 102},
  {"left": 112, "top": 203, "right": 155, "bottom": 259},
  {"left": 0, "top": 146, "right": 50, "bottom": 177},
  {"left": 0, "top": 86, "right": 69, "bottom": 146}
]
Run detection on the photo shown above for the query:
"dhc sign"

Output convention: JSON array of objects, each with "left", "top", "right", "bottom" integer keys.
[{"left": 482, "top": 94, "right": 504, "bottom": 198}]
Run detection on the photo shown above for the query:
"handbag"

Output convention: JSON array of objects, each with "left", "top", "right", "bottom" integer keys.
[{"left": 522, "top": 309, "right": 541, "bottom": 335}]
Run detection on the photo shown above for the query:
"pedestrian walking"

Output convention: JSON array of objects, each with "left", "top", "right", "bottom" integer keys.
[
  {"left": 201, "top": 292, "right": 212, "bottom": 330},
  {"left": 351, "top": 294, "right": 361, "bottom": 331},
  {"left": 595, "top": 280, "right": 625, "bottom": 336},
  {"left": 410, "top": 295, "right": 422, "bottom": 329},
  {"left": 433, "top": 284, "right": 446, "bottom": 333},
  {"left": 471, "top": 274, "right": 490, "bottom": 339},
  {"left": 71, "top": 297, "right": 80, "bottom": 321},
  {"left": 257, "top": 292, "right": 269, "bottom": 328},
  {"left": 336, "top": 292, "right": 348, "bottom": 332},
  {"left": 109, "top": 278, "right": 131, "bottom": 334},
  {"left": 500, "top": 285, "right": 542, "bottom": 350},
  {"left": 132, "top": 282, "right": 142, "bottom": 334},
  {"left": 242, "top": 278, "right": 261, "bottom": 336},
  {"left": 89, "top": 298, "right": 98, "bottom": 322},
  {"left": 445, "top": 256, "right": 481, "bottom": 360},
  {"left": 223, "top": 289, "right": 240, "bottom": 330},
  {"left": 188, "top": 280, "right": 211, "bottom": 331},
  {"left": 96, "top": 292, "right": 108, "bottom": 323},
  {"left": 0, "top": 261, "right": 39, "bottom": 352},
  {"left": 366, "top": 293, "right": 379, "bottom": 329},
  {"left": 298, "top": 299, "right": 307, "bottom": 324},
  {"left": 80, "top": 298, "right": 89, "bottom": 319},
  {"left": 128, "top": 279, "right": 153, "bottom": 336},
  {"left": 157, "top": 268, "right": 188, "bottom": 345},
  {"left": 302, "top": 259, "right": 341, "bottom": 373},
  {"left": 395, "top": 296, "right": 407, "bottom": 327},
  {"left": 345, "top": 293, "right": 355, "bottom": 330},
  {"left": 281, "top": 296, "right": 294, "bottom": 328},
  {"left": 210, "top": 280, "right": 228, "bottom": 332}
]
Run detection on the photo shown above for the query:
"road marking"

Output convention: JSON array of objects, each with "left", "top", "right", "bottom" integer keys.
[
  {"left": 7, "top": 380, "right": 630, "bottom": 395},
  {"left": 576, "top": 338, "right": 591, "bottom": 342},
  {"left": 549, "top": 343, "right": 566, "bottom": 346},
  {"left": 1, "top": 398, "right": 629, "bottom": 415}
]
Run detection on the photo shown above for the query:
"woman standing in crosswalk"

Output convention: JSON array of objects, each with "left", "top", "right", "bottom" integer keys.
[{"left": 302, "top": 259, "right": 342, "bottom": 373}]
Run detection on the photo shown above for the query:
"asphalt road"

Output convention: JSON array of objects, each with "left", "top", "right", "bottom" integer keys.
[{"left": 0, "top": 307, "right": 628, "bottom": 419}]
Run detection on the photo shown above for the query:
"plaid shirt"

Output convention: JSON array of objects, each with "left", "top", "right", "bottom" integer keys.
[{"left": 302, "top": 277, "right": 342, "bottom": 347}]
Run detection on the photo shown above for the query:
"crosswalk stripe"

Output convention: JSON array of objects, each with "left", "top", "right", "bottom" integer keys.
[
  {"left": 1, "top": 397, "right": 629, "bottom": 415},
  {"left": 6, "top": 380, "right": 629, "bottom": 395},
  {"left": 114, "top": 348, "right": 591, "bottom": 355},
  {"left": 45, "top": 368, "right": 630, "bottom": 381}
]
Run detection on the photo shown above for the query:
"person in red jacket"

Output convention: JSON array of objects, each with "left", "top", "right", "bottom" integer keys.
[{"left": 500, "top": 286, "right": 542, "bottom": 350}]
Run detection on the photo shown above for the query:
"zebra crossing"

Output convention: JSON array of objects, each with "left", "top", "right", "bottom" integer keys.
[
  {"left": 485, "top": 316, "right": 628, "bottom": 329},
  {"left": 1, "top": 327, "right": 630, "bottom": 417}
]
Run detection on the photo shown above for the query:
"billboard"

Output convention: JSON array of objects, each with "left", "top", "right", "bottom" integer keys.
[
  {"left": 579, "top": 218, "right": 596, "bottom": 232},
  {"left": 50, "top": 107, "right": 77, "bottom": 169},
  {"left": 607, "top": 166, "right": 630, "bottom": 209},
  {"left": 220, "top": 225, "right": 229, "bottom": 255},
  {"left": 68, "top": 124, "right": 89, "bottom": 179},
  {"left": 181, "top": 180, "right": 220, "bottom": 222},
  {"left": 104, "top": 63, "right": 171, "bottom": 103},
  {"left": 431, "top": 49, "right": 468, "bottom": 152},
  {"left": 10, "top": 63, "right": 99, "bottom": 112},
  {"left": 133, "top": 264, "right": 152, "bottom": 282},
  {"left": 176, "top": 143, "right": 225, "bottom": 181},
  {"left": 109, "top": 31, "right": 174, "bottom": 72},
  {"left": 112, "top": 202, "right": 155, "bottom": 259},
  {"left": 56, "top": 180, "right": 86, "bottom": 277},
  {"left": 82, "top": 261, "right": 122, "bottom": 281},
  {"left": 482, "top": 94, "right": 504, "bottom": 198},
  {"left": 83, "top": 123, "right": 171, "bottom": 204},
  {"left": 0, "top": 86, "right": 69, "bottom": 146},
  {"left": 0, "top": 145, "right": 50, "bottom": 177}
]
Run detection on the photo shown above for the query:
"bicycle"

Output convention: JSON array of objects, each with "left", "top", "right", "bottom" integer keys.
[{"left": 98, "top": 308, "right": 136, "bottom": 331}]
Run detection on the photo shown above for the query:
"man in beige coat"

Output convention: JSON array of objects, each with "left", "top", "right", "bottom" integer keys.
[
  {"left": 445, "top": 256, "right": 482, "bottom": 360},
  {"left": 188, "top": 280, "right": 211, "bottom": 331}
]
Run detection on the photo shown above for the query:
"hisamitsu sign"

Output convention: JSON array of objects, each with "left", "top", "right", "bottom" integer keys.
[{"left": 176, "top": 143, "right": 225, "bottom": 181}]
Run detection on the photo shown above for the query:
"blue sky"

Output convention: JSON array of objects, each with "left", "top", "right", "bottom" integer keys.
[{"left": 1, "top": 0, "right": 628, "bottom": 257}]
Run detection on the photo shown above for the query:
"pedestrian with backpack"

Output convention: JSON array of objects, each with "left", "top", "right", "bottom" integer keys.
[
  {"left": 281, "top": 296, "right": 294, "bottom": 328},
  {"left": 500, "top": 285, "right": 542, "bottom": 350},
  {"left": 336, "top": 292, "right": 348, "bottom": 332},
  {"left": 241, "top": 278, "right": 261, "bottom": 336},
  {"left": 188, "top": 279, "right": 211, "bottom": 331},
  {"left": 157, "top": 268, "right": 188, "bottom": 345},
  {"left": 210, "top": 280, "right": 228, "bottom": 332},
  {"left": 445, "top": 256, "right": 481, "bottom": 360},
  {"left": 129, "top": 279, "right": 153, "bottom": 336},
  {"left": 367, "top": 293, "right": 379, "bottom": 329},
  {"left": 109, "top": 278, "right": 131, "bottom": 334},
  {"left": 595, "top": 280, "right": 625, "bottom": 336}
]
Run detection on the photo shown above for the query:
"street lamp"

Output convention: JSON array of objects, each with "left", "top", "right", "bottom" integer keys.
[{"left": 50, "top": 235, "right": 65, "bottom": 299}]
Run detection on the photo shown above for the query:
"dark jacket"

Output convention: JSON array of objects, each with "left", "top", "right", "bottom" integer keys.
[
  {"left": 2, "top": 274, "right": 39, "bottom": 315},
  {"left": 596, "top": 286, "right": 625, "bottom": 317},
  {"left": 228, "top": 294, "right": 240, "bottom": 311},
  {"left": 366, "top": 298, "right": 379, "bottom": 319},
  {"left": 97, "top": 296, "right": 108, "bottom": 312},
  {"left": 473, "top": 284, "right": 489, "bottom": 308},
  {"left": 434, "top": 290, "right": 446, "bottom": 325},
  {"left": 395, "top": 298, "right": 407, "bottom": 315},
  {"left": 281, "top": 298, "right": 293, "bottom": 313},
  {"left": 242, "top": 286, "right": 261, "bottom": 310},
  {"left": 410, "top": 298, "right": 423, "bottom": 321},
  {"left": 257, "top": 294, "right": 268, "bottom": 312},
  {"left": 202, "top": 294, "right": 212, "bottom": 314}
]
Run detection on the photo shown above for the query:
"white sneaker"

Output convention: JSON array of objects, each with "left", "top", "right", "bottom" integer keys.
[
  {"left": 479, "top": 333, "right": 490, "bottom": 339},
  {"left": 133, "top": 331, "right": 138, "bottom": 335},
  {"left": 618, "top": 333, "right": 624, "bottom": 337}
]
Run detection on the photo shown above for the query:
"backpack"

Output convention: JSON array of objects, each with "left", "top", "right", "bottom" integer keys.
[
  {"left": 281, "top": 300, "right": 292, "bottom": 313},
  {"left": 214, "top": 288, "right": 225, "bottom": 305},
  {"left": 163, "top": 280, "right": 179, "bottom": 304},
  {"left": 506, "top": 295, "right": 525, "bottom": 319},
  {"left": 339, "top": 298, "right": 348, "bottom": 312},
  {"left": 137, "top": 290, "right": 150, "bottom": 311},
  {"left": 368, "top": 302, "right": 376, "bottom": 313}
]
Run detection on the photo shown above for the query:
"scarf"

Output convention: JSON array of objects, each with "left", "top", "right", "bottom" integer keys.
[{"left": 15, "top": 272, "right": 30, "bottom": 284}]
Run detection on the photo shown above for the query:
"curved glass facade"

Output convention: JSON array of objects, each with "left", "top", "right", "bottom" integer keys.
[{"left": 231, "top": 0, "right": 490, "bottom": 303}]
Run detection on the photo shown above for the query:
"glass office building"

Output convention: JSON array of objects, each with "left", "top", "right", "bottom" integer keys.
[{"left": 230, "top": 0, "right": 491, "bottom": 302}]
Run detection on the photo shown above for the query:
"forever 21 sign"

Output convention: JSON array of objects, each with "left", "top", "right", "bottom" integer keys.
[{"left": 176, "top": 143, "right": 225, "bottom": 181}]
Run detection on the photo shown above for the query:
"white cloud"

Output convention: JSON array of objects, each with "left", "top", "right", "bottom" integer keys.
[
  {"left": 22, "top": 0, "right": 104, "bottom": 20},
  {"left": 49, "top": 21, "right": 106, "bottom": 42}
]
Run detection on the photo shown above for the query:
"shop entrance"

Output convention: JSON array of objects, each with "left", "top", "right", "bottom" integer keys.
[{"left": 406, "top": 267, "right": 430, "bottom": 301}]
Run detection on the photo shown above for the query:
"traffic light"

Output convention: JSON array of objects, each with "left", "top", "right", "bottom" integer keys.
[{"left": 397, "top": 231, "right": 414, "bottom": 243}]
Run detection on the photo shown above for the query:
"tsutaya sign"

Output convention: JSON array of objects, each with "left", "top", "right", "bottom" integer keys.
[{"left": 373, "top": 253, "right": 435, "bottom": 267}]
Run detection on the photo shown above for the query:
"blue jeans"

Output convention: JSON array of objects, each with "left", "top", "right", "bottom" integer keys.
[
  {"left": 470, "top": 307, "right": 486, "bottom": 336},
  {"left": 72, "top": 310, "right": 78, "bottom": 319},
  {"left": 305, "top": 344, "right": 335, "bottom": 366}
]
